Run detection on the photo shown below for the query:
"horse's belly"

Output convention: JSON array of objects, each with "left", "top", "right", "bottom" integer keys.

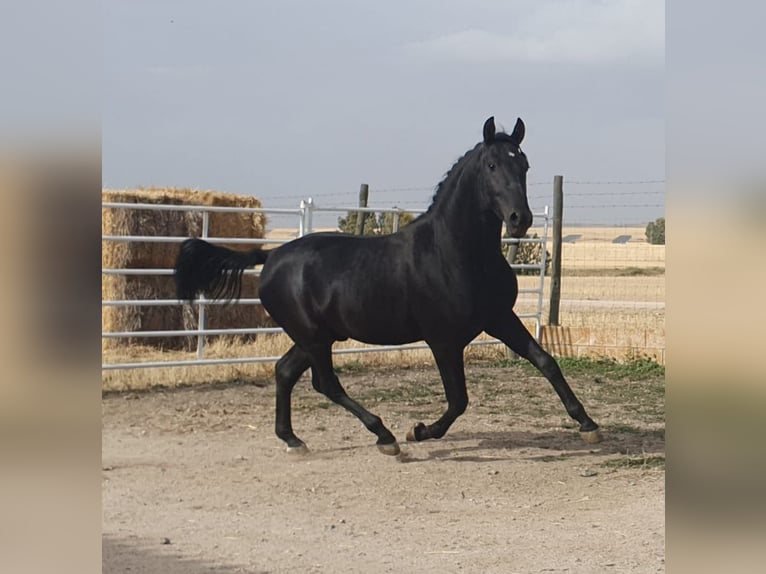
[{"left": 338, "top": 309, "right": 422, "bottom": 346}]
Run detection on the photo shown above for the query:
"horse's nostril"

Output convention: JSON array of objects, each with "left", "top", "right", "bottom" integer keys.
[{"left": 509, "top": 212, "right": 520, "bottom": 223}]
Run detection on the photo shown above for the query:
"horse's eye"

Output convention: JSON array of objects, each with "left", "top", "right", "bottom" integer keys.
[{"left": 488, "top": 163, "right": 495, "bottom": 170}]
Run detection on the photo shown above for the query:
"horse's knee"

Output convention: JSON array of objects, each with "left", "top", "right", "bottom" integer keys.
[{"left": 527, "top": 347, "right": 559, "bottom": 376}]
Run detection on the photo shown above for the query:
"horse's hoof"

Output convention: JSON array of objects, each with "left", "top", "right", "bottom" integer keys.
[
  {"left": 377, "top": 441, "right": 401, "bottom": 456},
  {"left": 406, "top": 423, "right": 425, "bottom": 442},
  {"left": 286, "top": 443, "right": 310, "bottom": 455},
  {"left": 580, "top": 429, "right": 603, "bottom": 444}
]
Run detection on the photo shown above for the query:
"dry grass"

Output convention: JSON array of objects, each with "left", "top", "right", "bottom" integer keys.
[
  {"left": 102, "top": 333, "right": 512, "bottom": 392},
  {"left": 102, "top": 306, "right": 663, "bottom": 393},
  {"left": 557, "top": 225, "right": 665, "bottom": 269},
  {"left": 561, "top": 243, "right": 664, "bottom": 269},
  {"left": 556, "top": 307, "right": 663, "bottom": 331},
  {"left": 102, "top": 336, "right": 289, "bottom": 391},
  {"left": 558, "top": 225, "right": 653, "bottom": 242},
  {"left": 517, "top": 275, "right": 665, "bottom": 303}
]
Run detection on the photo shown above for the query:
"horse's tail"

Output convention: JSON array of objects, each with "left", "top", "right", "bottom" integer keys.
[{"left": 174, "top": 238, "right": 270, "bottom": 303}]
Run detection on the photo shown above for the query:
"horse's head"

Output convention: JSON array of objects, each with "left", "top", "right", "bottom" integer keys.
[{"left": 477, "top": 116, "right": 533, "bottom": 238}]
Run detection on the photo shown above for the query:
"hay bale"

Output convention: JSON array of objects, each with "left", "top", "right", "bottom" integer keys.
[{"left": 102, "top": 188, "right": 271, "bottom": 350}]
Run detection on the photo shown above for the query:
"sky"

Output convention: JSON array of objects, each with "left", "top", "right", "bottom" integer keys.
[{"left": 103, "top": 0, "right": 665, "bottom": 226}]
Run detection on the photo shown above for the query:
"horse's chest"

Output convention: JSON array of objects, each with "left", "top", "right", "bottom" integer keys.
[{"left": 409, "top": 274, "right": 485, "bottom": 326}]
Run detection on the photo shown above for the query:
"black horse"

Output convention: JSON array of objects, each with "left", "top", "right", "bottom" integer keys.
[{"left": 175, "top": 117, "right": 601, "bottom": 455}]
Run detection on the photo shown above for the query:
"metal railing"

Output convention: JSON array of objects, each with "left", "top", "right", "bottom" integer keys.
[{"left": 102, "top": 199, "right": 549, "bottom": 370}]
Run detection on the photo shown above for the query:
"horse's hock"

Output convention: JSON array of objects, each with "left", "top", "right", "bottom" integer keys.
[{"left": 102, "top": 187, "right": 270, "bottom": 351}]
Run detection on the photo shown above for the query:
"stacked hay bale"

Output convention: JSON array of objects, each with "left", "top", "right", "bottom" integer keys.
[{"left": 102, "top": 187, "right": 270, "bottom": 351}]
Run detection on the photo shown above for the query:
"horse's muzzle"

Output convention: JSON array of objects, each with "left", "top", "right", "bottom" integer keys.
[{"left": 506, "top": 209, "right": 533, "bottom": 238}]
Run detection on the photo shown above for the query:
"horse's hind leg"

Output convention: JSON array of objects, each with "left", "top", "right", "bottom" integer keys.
[
  {"left": 275, "top": 345, "right": 312, "bottom": 453},
  {"left": 486, "top": 312, "right": 602, "bottom": 444},
  {"left": 306, "top": 344, "right": 400, "bottom": 455}
]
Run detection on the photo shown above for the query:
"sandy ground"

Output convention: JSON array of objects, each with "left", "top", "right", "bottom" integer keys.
[{"left": 103, "top": 362, "right": 665, "bottom": 573}]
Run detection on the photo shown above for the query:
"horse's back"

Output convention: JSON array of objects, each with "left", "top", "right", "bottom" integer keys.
[{"left": 262, "top": 232, "right": 403, "bottom": 286}]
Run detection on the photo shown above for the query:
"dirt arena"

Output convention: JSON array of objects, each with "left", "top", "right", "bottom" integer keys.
[{"left": 102, "top": 361, "right": 665, "bottom": 573}]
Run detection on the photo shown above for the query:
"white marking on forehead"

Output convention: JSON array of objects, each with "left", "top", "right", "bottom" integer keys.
[{"left": 508, "top": 150, "right": 516, "bottom": 157}]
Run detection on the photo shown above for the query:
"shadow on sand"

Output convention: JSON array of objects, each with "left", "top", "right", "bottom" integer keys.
[
  {"left": 396, "top": 425, "right": 664, "bottom": 464},
  {"left": 103, "top": 536, "right": 268, "bottom": 574}
]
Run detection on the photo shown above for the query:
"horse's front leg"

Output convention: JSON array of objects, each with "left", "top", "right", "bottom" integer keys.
[
  {"left": 486, "top": 311, "right": 602, "bottom": 444},
  {"left": 406, "top": 343, "right": 468, "bottom": 442}
]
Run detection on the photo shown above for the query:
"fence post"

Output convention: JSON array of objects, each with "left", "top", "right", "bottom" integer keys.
[
  {"left": 548, "top": 175, "right": 563, "bottom": 326},
  {"left": 504, "top": 234, "right": 519, "bottom": 361},
  {"left": 197, "top": 211, "right": 210, "bottom": 359},
  {"left": 305, "top": 197, "right": 314, "bottom": 234},
  {"left": 505, "top": 239, "right": 519, "bottom": 266},
  {"left": 298, "top": 199, "right": 307, "bottom": 237},
  {"left": 355, "top": 183, "right": 369, "bottom": 235}
]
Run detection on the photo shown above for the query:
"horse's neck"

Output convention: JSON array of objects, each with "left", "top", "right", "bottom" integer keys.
[{"left": 425, "top": 171, "right": 503, "bottom": 255}]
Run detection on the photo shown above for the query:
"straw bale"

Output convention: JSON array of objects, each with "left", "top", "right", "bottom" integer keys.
[{"left": 102, "top": 188, "right": 271, "bottom": 350}]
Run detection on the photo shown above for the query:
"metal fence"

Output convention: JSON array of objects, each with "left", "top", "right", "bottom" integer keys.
[{"left": 101, "top": 199, "right": 550, "bottom": 370}]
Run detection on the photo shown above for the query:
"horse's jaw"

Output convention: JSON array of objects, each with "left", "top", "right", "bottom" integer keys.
[{"left": 506, "top": 219, "right": 532, "bottom": 239}]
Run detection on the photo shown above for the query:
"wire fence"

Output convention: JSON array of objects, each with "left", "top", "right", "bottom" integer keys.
[{"left": 533, "top": 179, "right": 664, "bottom": 362}]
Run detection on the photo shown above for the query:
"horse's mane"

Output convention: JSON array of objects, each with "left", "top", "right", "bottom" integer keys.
[
  {"left": 424, "top": 143, "right": 481, "bottom": 214},
  {"left": 424, "top": 131, "right": 519, "bottom": 214}
]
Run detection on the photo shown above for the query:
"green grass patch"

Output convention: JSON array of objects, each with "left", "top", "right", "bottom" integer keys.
[
  {"left": 606, "top": 423, "right": 665, "bottom": 440},
  {"left": 602, "top": 454, "right": 665, "bottom": 470},
  {"left": 563, "top": 267, "right": 665, "bottom": 277},
  {"left": 618, "top": 266, "right": 665, "bottom": 276},
  {"left": 609, "top": 422, "right": 649, "bottom": 434},
  {"left": 492, "top": 356, "right": 664, "bottom": 381},
  {"left": 334, "top": 360, "right": 368, "bottom": 374},
  {"left": 537, "top": 454, "right": 567, "bottom": 463},
  {"left": 557, "top": 356, "right": 664, "bottom": 379}
]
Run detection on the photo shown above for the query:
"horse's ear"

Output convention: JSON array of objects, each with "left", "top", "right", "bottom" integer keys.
[
  {"left": 510, "top": 117, "right": 525, "bottom": 146},
  {"left": 483, "top": 116, "right": 496, "bottom": 145}
]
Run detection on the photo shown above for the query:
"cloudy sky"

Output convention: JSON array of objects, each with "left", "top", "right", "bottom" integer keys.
[{"left": 103, "top": 0, "right": 665, "bottom": 225}]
